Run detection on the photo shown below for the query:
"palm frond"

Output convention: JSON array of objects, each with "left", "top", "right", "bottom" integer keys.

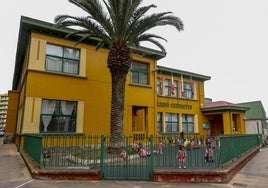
[
  {"left": 55, "top": 14, "right": 112, "bottom": 46},
  {"left": 96, "top": 41, "right": 106, "bottom": 51},
  {"left": 55, "top": 0, "right": 183, "bottom": 52},
  {"left": 135, "top": 34, "right": 167, "bottom": 53}
]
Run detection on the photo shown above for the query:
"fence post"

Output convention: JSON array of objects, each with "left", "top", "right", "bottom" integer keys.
[
  {"left": 126, "top": 136, "right": 129, "bottom": 166},
  {"left": 149, "top": 135, "right": 154, "bottom": 179},
  {"left": 100, "top": 135, "right": 105, "bottom": 179}
]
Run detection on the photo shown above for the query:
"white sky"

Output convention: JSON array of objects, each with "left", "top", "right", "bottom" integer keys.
[{"left": 1, "top": 0, "right": 268, "bottom": 115}]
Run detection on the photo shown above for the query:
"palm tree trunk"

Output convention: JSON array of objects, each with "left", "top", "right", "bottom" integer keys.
[
  {"left": 110, "top": 70, "right": 126, "bottom": 144},
  {"left": 107, "top": 45, "right": 131, "bottom": 146}
]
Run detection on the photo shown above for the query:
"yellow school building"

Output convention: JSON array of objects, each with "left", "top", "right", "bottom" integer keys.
[{"left": 6, "top": 16, "right": 248, "bottom": 145}]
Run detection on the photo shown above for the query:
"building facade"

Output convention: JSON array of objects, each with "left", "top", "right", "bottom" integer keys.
[
  {"left": 201, "top": 101, "right": 248, "bottom": 135},
  {"left": 239, "top": 101, "right": 268, "bottom": 143},
  {"left": 0, "top": 93, "right": 8, "bottom": 128},
  {"left": 6, "top": 16, "right": 247, "bottom": 146}
]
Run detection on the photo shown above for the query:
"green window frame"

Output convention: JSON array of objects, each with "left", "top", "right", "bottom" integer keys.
[
  {"left": 157, "top": 112, "right": 163, "bottom": 132},
  {"left": 182, "top": 114, "right": 194, "bottom": 133},
  {"left": 45, "top": 44, "right": 80, "bottom": 75},
  {"left": 130, "top": 61, "right": 149, "bottom": 85},
  {"left": 182, "top": 82, "right": 194, "bottom": 99},
  {"left": 164, "top": 79, "right": 178, "bottom": 97},
  {"left": 40, "top": 99, "right": 77, "bottom": 133},
  {"left": 157, "top": 77, "right": 163, "bottom": 95},
  {"left": 165, "top": 113, "right": 179, "bottom": 133}
]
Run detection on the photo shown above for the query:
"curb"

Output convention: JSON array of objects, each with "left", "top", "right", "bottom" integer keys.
[{"left": 20, "top": 149, "right": 101, "bottom": 180}]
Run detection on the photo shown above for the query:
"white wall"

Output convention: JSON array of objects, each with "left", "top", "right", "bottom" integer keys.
[{"left": 245, "top": 120, "right": 262, "bottom": 134}]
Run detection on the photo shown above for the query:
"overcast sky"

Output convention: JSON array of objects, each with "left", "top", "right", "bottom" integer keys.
[{"left": 1, "top": 0, "right": 268, "bottom": 115}]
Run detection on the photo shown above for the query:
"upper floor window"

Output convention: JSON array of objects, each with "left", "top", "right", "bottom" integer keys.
[
  {"left": 164, "top": 78, "right": 178, "bottom": 97},
  {"left": 40, "top": 99, "right": 77, "bottom": 133},
  {"left": 182, "top": 114, "right": 194, "bottom": 133},
  {"left": 157, "top": 77, "right": 163, "bottom": 95},
  {"left": 130, "top": 61, "right": 148, "bottom": 85},
  {"left": 182, "top": 82, "right": 194, "bottom": 99},
  {"left": 45, "top": 44, "right": 80, "bottom": 75}
]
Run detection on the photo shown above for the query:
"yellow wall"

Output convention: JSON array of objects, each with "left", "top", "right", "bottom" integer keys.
[
  {"left": 20, "top": 32, "right": 158, "bottom": 136},
  {"left": 5, "top": 91, "right": 19, "bottom": 133},
  {"left": 10, "top": 30, "right": 247, "bottom": 139},
  {"left": 11, "top": 30, "right": 246, "bottom": 138},
  {"left": 155, "top": 74, "right": 207, "bottom": 135},
  {"left": 25, "top": 33, "right": 110, "bottom": 135}
]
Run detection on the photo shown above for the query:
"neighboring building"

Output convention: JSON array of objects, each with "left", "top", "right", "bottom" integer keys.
[
  {"left": 201, "top": 101, "right": 248, "bottom": 135},
  {"left": 239, "top": 101, "right": 268, "bottom": 141},
  {"left": 0, "top": 93, "right": 8, "bottom": 129},
  {"left": 6, "top": 16, "right": 248, "bottom": 147}
]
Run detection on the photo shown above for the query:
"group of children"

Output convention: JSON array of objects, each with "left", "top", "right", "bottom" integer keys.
[
  {"left": 120, "top": 142, "right": 151, "bottom": 160},
  {"left": 165, "top": 130, "right": 215, "bottom": 168},
  {"left": 120, "top": 130, "right": 215, "bottom": 168},
  {"left": 156, "top": 137, "right": 188, "bottom": 169}
]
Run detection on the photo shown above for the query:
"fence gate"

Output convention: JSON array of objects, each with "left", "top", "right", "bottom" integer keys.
[{"left": 101, "top": 135, "right": 154, "bottom": 180}]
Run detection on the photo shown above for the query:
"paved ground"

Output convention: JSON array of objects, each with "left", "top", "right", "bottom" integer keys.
[
  {"left": 0, "top": 137, "right": 268, "bottom": 188},
  {"left": 0, "top": 138, "right": 32, "bottom": 188},
  {"left": 229, "top": 146, "right": 268, "bottom": 187}
]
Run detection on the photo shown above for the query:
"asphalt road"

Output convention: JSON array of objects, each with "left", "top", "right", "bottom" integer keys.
[{"left": 0, "top": 137, "right": 268, "bottom": 188}]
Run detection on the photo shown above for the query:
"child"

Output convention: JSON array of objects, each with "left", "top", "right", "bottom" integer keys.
[
  {"left": 190, "top": 139, "right": 195, "bottom": 150},
  {"left": 204, "top": 146, "right": 214, "bottom": 162},
  {"left": 179, "top": 131, "right": 185, "bottom": 146},
  {"left": 43, "top": 148, "right": 50, "bottom": 158},
  {"left": 120, "top": 149, "right": 127, "bottom": 160},
  {"left": 157, "top": 140, "right": 163, "bottom": 154},
  {"left": 139, "top": 148, "right": 151, "bottom": 157},
  {"left": 210, "top": 138, "right": 216, "bottom": 149},
  {"left": 131, "top": 143, "right": 140, "bottom": 153},
  {"left": 177, "top": 137, "right": 183, "bottom": 148},
  {"left": 176, "top": 146, "right": 187, "bottom": 168}
]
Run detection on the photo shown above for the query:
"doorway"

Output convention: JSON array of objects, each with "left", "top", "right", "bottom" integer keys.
[{"left": 132, "top": 106, "right": 147, "bottom": 141}]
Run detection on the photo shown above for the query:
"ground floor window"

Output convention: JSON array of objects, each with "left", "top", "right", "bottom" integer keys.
[
  {"left": 165, "top": 113, "right": 178, "bottom": 133},
  {"left": 182, "top": 114, "right": 194, "bottom": 133},
  {"left": 40, "top": 99, "right": 77, "bottom": 133},
  {"left": 157, "top": 112, "right": 163, "bottom": 132}
]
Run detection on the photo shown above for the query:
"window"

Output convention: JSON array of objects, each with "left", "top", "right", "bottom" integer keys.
[
  {"left": 165, "top": 113, "right": 178, "bottom": 133},
  {"left": 182, "top": 114, "right": 194, "bottom": 133},
  {"left": 157, "top": 77, "right": 163, "bottom": 95},
  {"left": 157, "top": 112, "right": 163, "bottom": 132},
  {"left": 130, "top": 61, "right": 148, "bottom": 85},
  {"left": 40, "top": 99, "right": 77, "bottom": 133},
  {"left": 46, "top": 44, "right": 80, "bottom": 75},
  {"left": 164, "top": 79, "right": 178, "bottom": 97},
  {"left": 182, "top": 82, "right": 194, "bottom": 99}
]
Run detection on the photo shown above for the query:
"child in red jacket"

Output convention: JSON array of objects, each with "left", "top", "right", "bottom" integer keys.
[
  {"left": 120, "top": 149, "right": 127, "bottom": 160},
  {"left": 176, "top": 146, "right": 187, "bottom": 168},
  {"left": 157, "top": 140, "right": 163, "bottom": 154},
  {"left": 204, "top": 146, "right": 214, "bottom": 162}
]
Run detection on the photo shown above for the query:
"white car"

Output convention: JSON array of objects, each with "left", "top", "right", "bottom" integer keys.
[{"left": 0, "top": 129, "right": 5, "bottom": 137}]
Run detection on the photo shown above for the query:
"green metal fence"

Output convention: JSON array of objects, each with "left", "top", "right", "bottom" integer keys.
[
  {"left": 41, "top": 135, "right": 101, "bottom": 168},
  {"left": 22, "top": 134, "right": 261, "bottom": 180},
  {"left": 23, "top": 134, "right": 42, "bottom": 165},
  {"left": 219, "top": 134, "right": 261, "bottom": 165},
  {"left": 100, "top": 135, "right": 154, "bottom": 180}
]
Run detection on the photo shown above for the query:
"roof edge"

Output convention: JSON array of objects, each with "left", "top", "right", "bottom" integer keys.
[{"left": 156, "top": 65, "right": 211, "bottom": 81}]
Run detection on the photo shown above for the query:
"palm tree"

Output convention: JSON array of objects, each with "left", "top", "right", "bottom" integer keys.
[{"left": 55, "top": 0, "right": 184, "bottom": 144}]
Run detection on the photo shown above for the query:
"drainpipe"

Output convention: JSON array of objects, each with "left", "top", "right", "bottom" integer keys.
[{"left": 257, "top": 121, "right": 260, "bottom": 134}]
